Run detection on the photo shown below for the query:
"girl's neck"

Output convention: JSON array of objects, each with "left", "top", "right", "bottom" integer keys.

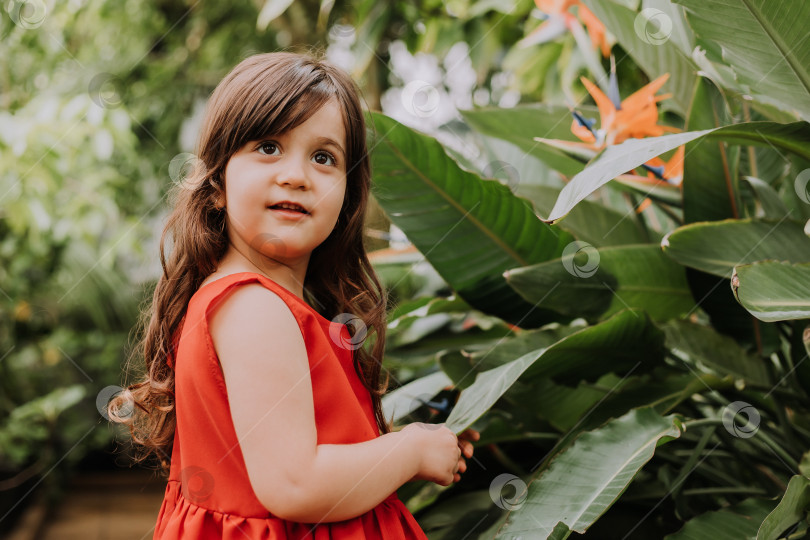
[{"left": 213, "top": 247, "right": 309, "bottom": 301}]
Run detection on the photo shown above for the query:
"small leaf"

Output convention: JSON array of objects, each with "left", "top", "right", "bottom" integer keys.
[
  {"left": 757, "top": 475, "right": 810, "bottom": 540},
  {"left": 732, "top": 261, "right": 810, "bottom": 321}
]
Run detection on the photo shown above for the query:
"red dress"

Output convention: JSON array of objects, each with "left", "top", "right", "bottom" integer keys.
[{"left": 153, "top": 272, "right": 428, "bottom": 539}]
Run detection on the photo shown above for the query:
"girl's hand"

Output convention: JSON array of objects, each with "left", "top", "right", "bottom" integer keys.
[
  {"left": 401, "top": 424, "right": 480, "bottom": 485},
  {"left": 453, "top": 428, "right": 480, "bottom": 483}
]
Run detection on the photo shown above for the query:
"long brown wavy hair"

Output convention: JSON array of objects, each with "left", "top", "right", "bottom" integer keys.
[{"left": 108, "top": 51, "right": 392, "bottom": 477}]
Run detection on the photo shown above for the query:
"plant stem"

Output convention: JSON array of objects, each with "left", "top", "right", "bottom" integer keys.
[
  {"left": 755, "top": 429, "right": 800, "bottom": 472},
  {"left": 681, "top": 486, "right": 767, "bottom": 496},
  {"left": 682, "top": 418, "right": 724, "bottom": 430}
]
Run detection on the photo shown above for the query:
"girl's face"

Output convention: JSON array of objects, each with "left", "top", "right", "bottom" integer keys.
[{"left": 221, "top": 98, "right": 348, "bottom": 269}]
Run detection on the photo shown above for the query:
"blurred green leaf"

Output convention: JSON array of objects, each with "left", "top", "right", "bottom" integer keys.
[{"left": 732, "top": 261, "right": 810, "bottom": 322}]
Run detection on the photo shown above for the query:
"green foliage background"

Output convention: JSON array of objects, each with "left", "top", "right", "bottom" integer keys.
[{"left": 3, "top": 0, "right": 810, "bottom": 538}]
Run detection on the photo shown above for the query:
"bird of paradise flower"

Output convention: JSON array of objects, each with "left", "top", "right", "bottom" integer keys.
[
  {"left": 520, "top": 0, "right": 613, "bottom": 58},
  {"left": 537, "top": 70, "right": 686, "bottom": 215}
]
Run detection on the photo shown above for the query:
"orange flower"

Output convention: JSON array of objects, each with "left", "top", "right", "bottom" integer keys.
[
  {"left": 535, "top": 0, "right": 579, "bottom": 13},
  {"left": 644, "top": 145, "right": 685, "bottom": 185},
  {"left": 522, "top": 0, "right": 612, "bottom": 57},
  {"left": 578, "top": 5, "right": 610, "bottom": 57},
  {"left": 571, "top": 73, "right": 679, "bottom": 147}
]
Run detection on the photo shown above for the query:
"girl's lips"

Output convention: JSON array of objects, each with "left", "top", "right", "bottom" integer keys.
[{"left": 268, "top": 207, "right": 310, "bottom": 220}]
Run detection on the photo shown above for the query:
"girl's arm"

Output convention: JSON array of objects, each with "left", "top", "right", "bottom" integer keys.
[{"left": 210, "top": 284, "right": 422, "bottom": 523}]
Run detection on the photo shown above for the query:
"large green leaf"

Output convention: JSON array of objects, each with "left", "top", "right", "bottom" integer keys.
[
  {"left": 732, "top": 261, "right": 810, "bottom": 322},
  {"left": 494, "top": 407, "right": 683, "bottom": 538},
  {"left": 678, "top": 76, "right": 760, "bottom": 345},
  {"left": 443, "top": 309, "right": 664, "bottom": 433},
  {"left": 661, "top": 320, "right": 770, "bottom": 382},
  {"left": 544, "top": 122, "right": 810, "bottom": 223},
  {"left": 440, "top": 323, "right": 583, "bottom": 379},
  {"left": 519, "top": 371, "right": 729, "bottom": 433},
  {"left": 757, "top": 475, "right": 810, "bottom": 540},
  {"left": 460, "top": 105, "right": 593, "bottom": 178},
  {"left": 665, "top": 498, "right": 777, "bottom": 540},
  {"left": 674, "top": 0, "right": 810, "bottom": 122},
  {"left": 368, "top": 112, "right": 575, "bottom": 327},
  {"left": 506, "top": 244, "right": 693, "bottom": 321},
  {"left": 683, "top": 76, "right": 740, "bottom": 223},
  {"left": 519, "top": 184, "right": 652, "bottom": 246},
  {"left": 661, "top": 218, "right": 810, "bottom": 278},
  {"left": 583, "top": 0, "right": 696, "bottom": 114}
]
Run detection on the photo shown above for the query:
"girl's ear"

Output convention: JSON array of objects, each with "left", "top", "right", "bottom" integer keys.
[
  {"left": 210, "top": 172, "right": 226, "bottom": 210},
  {"left": 214, "top": 194, "right": 225, "bottom": 210}
]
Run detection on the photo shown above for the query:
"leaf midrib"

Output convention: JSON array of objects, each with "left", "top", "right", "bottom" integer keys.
[
  {"left": 381, "top": 133, "right": 530, "bottom": 267},
  {"left": 559, "top": 424, "right": 677, "bottom": 532},
  {"left": 739, "top": 0, "right": 810, "bottom": 99}
]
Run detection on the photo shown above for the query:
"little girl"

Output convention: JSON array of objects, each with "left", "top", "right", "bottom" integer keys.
[{"left": 108, "top": 51, "right": 479, "bottom": 539}]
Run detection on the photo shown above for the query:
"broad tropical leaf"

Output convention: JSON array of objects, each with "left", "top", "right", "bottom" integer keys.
[
  {"left": 665, "top": 498, "right": 777, "bottom": 539},
  {"left": 661, "top": 320, "right": 770, "bottom": 382},
  {"left": 732, "top": 261, "right": 810, "bottom": 322},
  {"left": 674, "top": 0, "right": 810, "bottom": 122},
  {"left": 494, "top": 407, "right": 683, "bottom": 538},
  {"left": 682, "top": 76, "right": 740, "bottom": 223},
  {"left": 757, "top": 475, "right": 810, "bottom": 540},
  {"left": 368, "top": 112, "right": 576, "bottom": 327},
  {"left": 506, "top": 244, "right": 693, "bottom": 321},
  {"left": 443, "top": 309, "right": 664, "bottom": 433},
  {"left": 661, "top": 218, "right": 810, "bottom": 278}
]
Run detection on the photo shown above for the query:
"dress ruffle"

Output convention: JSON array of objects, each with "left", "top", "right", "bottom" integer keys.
[{"left": 154, "top": 480, "right": 428, "bottom": 539}]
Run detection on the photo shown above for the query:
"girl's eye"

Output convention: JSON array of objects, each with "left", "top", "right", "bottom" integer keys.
[
  {"left": 257, "top": 142, "right": 280, "bottom": 155},
  {"left": 313, "top": 151, "right": 336, "bottom": 167}
]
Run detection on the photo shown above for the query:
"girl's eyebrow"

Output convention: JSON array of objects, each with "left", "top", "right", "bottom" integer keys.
[{"left": 314, "top": 136, "right": 346, "bottom": 160}]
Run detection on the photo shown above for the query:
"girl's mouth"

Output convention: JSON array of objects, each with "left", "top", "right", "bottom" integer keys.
[
  {"left": 268, "top": 202, "right": 309, "bottom": 214},
  {"left": 268, "top": 206, "right": 310, "bottom": 219}
]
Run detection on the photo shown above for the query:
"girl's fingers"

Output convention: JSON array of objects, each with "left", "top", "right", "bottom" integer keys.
[{"left": 458, "top": 439, "right": 474, "bottom": 457}]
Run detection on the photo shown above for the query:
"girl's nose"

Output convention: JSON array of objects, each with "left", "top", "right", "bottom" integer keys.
[{"left": 275, "top": 157, "right": 310, "bottom": 190}]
